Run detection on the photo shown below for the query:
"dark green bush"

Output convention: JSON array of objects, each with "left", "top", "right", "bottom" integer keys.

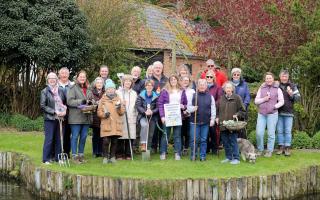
[
  {"left": 247, "top": 103, "right": 258, "bottom": 134},
  {"left": 33, "top": 117, "right": 44, "bottom": 132},
  {"left": 7, "top": 114, "right": 44, "bottom": 132},
  {"left": 0, "top": 112, "right": 11, "bottom": 127},
  {"left": 292, "top": 131, "right": 313, "bottom": 149},
  {"left": 312, "top": 131, "right": 320, "bottom": 149},
  {"left": 248, "top": 130, "right": 268, "bottom": 147}
]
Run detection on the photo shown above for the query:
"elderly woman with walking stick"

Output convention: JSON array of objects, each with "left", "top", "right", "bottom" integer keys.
[
  {"left": 188, "top": 79, "right": 216, "bottom": 161},
  {"left": 116, "top": 75, "right": 137, "bottom": 160}
]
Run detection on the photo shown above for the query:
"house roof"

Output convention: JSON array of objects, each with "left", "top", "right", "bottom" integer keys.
[{"left": 130, "top": 4, "right": 200, "bottom": 57}]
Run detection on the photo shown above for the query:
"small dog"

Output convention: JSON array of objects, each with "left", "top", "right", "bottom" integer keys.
[{"left": 237, "top": 138, "right": 257, "bottom": 164}]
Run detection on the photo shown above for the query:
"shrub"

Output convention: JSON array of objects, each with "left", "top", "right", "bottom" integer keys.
[
  {"left": 247, "top": 103, "right": 258, "bottom": 134},
  {"left": 292, "top": 131, "right": 313, "bottom": 149},
  {"left": 312, "top": 131, "right": 320, "bottom": 149},
  {"left": 247, "top": 130, "right": 268, "bottom": 147},
  {"left": 9, "top": 114, "right": 45, "bottom": 132},
  {"left": 0, "top": 112, "right": 11, "bottom": 127},
  {"left": 33, "top": 117, "right": 44, "bottom": 132}
]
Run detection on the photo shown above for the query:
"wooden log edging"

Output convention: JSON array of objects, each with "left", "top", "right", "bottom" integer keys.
[{"left": 0, "top": 151, "right": 319, "bottom": 200}]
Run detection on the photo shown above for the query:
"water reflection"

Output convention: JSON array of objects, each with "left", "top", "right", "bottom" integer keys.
[
  {"left": 0, "top": 179, "right": 320, "bottom": 200},
  {"left": 0, "top": 179, "right": 34, "bottom": 200}
]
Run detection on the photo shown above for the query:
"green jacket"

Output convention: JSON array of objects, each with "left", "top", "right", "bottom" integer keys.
[{"left": 67, "top": 83, "right": 92, "bottom": 124}]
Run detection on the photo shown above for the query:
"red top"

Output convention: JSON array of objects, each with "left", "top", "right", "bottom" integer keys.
[
  {"left": 82, "top": 87, "right": 87, "bottom": 96},
  {"left": 200, "top": 69, "right": 228, "bottom": 87}
]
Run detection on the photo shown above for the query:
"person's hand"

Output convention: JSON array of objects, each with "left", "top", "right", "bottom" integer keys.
[
  {"left": 161, "top": 117, "right": 165, "bottom": 124},
  {"left": 233, "top": 114, "right": 238, "bottom": 120},
  {"left": 215, "top": 118, "right": 219, "bottom": 124},
  {"left": 145, "top": 109, "right": 152, "bottom": 116},
  {"left": 180, "top": 104, "right": 185, "bottom": 109},
  {"left": 287, "top": 86, "right": 293, "bottom": 96},
  {"left": 81, "top": 99, "right": 87, "bottom": 105},
  {"left": 56, "top": 111, "right": 66, "bottom": 117},
  {"left": 210, "top": 119, "right": 215, "bottom": 127},
  {"left": 193, "top": 106, "right": 198, "bottom": 111},
  {"left": 115, "top": 101, "right": 121, "bottom": 109},
  {"left": 264, "top": 92, "right": 271, "bottom": 101},
  {"left": 105, "top": 112, "right": 110, "bottom": 118}
]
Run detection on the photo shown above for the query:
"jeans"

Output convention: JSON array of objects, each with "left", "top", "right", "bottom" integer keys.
[
  {"left": 70, "top": 124, "right": 89, "bottom": 156},
  {"left": 220, "top": 130, "right": 239, "bottom": 160},
  {"left": 43, "top": 120, "right": 62, "bottom": 162},
  {"left": 189, "top": 123, "right": 209, "bottom": 159},
  {"left": 277, "top": 115, "right": 293, "bottom": 147},
  {"left": 92, "top": 127, "right": 103, "bottom": 156},
  {"left": 160, "top": 125, "right": 182, "bottom": 155},
  {"left": 256, "top": 113, "right": 278, "bottom": 152},
  {"left": 140, "top": 117, "right": 156, "bottom": 150}
]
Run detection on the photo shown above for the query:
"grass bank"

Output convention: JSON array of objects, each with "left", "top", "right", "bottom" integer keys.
[{"left": 0, "top": 131, "right": 320, "bottom": 180}]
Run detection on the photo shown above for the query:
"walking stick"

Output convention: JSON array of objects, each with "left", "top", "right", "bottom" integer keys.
[
  {"left": 57, "top": 117, "right": 70, "bottom": 167},
  {"left": 192, "top": 89, "right": 198, "bottom": 161}
]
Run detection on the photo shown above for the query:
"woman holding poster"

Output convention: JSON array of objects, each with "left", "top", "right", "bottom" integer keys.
[{"left": 158, "top": 74, "right": 187, "bottom": 160}]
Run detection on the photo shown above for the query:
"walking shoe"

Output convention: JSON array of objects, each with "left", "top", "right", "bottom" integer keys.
[
  {"left": 284, "top": 146, "right": 291, "bottom": 156},
  {"left": 140, "top": 144, "right": 146, "bottom": 152},
  {"left": 182, "top": 148, "right": 188, "bottom": 156},
  {"left": 102, "top": 158, "right": 109, "bottom": 164},
  {"left": 160, "top": 153, "right": 166, "bottom": 160},
  {"left": 276, "top": 145, "right": 284, "bottom": 155},
  {"left": 200, "top": 157, "right": 206, "bottom": 162},
  {"left": 72, "top": 155, "right": 81, "bottom": 164},
  {"left": 264, "top": 151, "right": 272, "bottom": 158},
  {"left": 43, "top": 161, "right": 51, "bottom": 165},
  {"left": 256, "top": 151, "right": 264, "bottom": 157},
  {"left": 78, "top": 155, "right": 86, "bottom": 163},
  {"left": 109, "top": 157, "right": 117, "bottom": 164},
  {"left": 230, "top": 159, "right": 240, "bottom": 165},
  {"left": 220, "top": 159, "right": 231, "bottom": 163},
  {"left": 175, "top": 153, "right": 181, "bottom": 161}
]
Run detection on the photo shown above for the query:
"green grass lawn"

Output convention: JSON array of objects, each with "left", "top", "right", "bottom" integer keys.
[{"left": 1, "top": 131, "right": 320, "bottom": 180}]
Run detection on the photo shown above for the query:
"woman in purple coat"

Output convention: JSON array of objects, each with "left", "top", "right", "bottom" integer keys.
[{"left": 158, "top": 74, "right": 187, "bottom": 160}]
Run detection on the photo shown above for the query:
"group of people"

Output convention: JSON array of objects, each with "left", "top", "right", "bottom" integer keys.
[{"left": 40, "top": 59, "right": 300, "bottom": 165}]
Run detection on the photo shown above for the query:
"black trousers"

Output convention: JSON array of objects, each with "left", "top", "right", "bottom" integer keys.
[
  {"left": 116, "top": 139, "right": 133, "bottom": 157},
  {"left": 207, "top": 125, "right": 219, "bottom": 154},
  {"left": 181, "top": 117, "right": 190, "bottom": 150},
  {"left": 92, "top": 127, "right": 103, "bottom": 156},
  {"left": 102, "top": 136, "right": 119, "bottom": 158},
  {"left": 63, "top": 120, "right": 71, "bottom": 157}
]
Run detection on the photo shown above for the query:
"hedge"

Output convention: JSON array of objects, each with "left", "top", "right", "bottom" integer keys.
[{"left": 0, "top": 113, "right": 43, "bottom": 132}]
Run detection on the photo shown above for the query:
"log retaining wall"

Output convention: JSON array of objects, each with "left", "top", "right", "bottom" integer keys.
[{"left": 0, "top": 151, "right": 319, "bottom": 200}]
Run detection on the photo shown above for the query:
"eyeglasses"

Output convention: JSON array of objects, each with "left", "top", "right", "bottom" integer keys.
[
  {"left": 208, "top": 65, "right": 215, "bottom": 68},
  {"left": 206, "top": 76, "right": 213, "bottom": 79},
  {"left": 233, "top": 74, "right": 241, "bottom": 77}
]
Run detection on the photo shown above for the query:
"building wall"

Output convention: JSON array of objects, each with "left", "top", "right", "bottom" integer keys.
[{"left": 162, "top": 50, "right": 207, "bottom": 80}]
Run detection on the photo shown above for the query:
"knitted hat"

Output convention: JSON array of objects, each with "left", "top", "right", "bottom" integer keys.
[
  {"left": 104, "top": 79, "right": 116, "bottom": 89},
  {"left": 231, "top": 68, "right": 242, "bottom": 75}
]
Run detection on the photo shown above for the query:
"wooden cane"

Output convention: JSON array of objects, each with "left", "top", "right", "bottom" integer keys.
[{"left": 192, "top": 88, "right": 198, "bottom": 161}]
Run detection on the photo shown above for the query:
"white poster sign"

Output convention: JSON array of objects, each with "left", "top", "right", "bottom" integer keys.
[{"left": 164, "top": 104, "right": 182, "bottom": 127}]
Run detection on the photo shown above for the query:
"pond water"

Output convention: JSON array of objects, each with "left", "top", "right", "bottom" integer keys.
[
  {"left": 0, "top": 179, "right": 34, "bottom": 200},
  {"left": 0, "top": 179, "right": 320, "bottom": 200}
]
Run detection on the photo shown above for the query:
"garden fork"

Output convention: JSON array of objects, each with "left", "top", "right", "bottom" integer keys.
[{"left": 57, "top": 117, "right": 70, "bottom": 167}]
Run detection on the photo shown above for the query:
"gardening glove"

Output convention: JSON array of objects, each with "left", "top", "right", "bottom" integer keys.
[
  {"left": 115, "top": 100, "right": 121, "bottom": 109},
  {"left": 105, "top": 112, "right": 110, "bottom": 118},
  {"left": 81, "top": 99, "right": 87, "bottom": 105}
]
